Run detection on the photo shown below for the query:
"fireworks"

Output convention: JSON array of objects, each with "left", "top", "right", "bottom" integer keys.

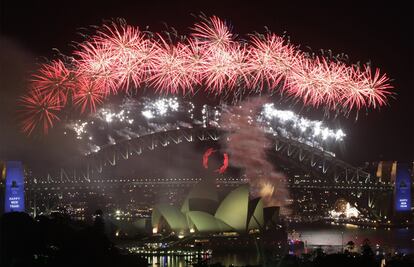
[
  {"left": 64, "top": 97, "right": 345, "bottom": 156},
  {"left": 74, "top": 41, "right": 119, "bottom": 95},
  {"left": 261, "top": 103, "right": 346, "bottom": 142},
  {"left": 72, "top": 77, "right": 106, "bottom": 113},
  {"left": 141, "top": 97, "right": 180, "bottom": 119},
  {"left": 201, "top": 43, "right": 247, "bottom": 92},
  {"left": 247, "top": 34, "right": 297, "bottom": 90},
  {"left": 149, "top": 40, "right": 199, "bottom": 93},
  {"left": 94, "top": 22, "right": 158, "bottom": 92},
  {"left": 20, "top": 16, "right": 392, "bottom": 135},
  {"left": 31, "top": 60, "right": 74, "bottom": 105},
  {"left": 18, "top": 90, "right": 62, "bottom": 135},
  {"left": 192, "top": 16, "right": 234, "bottom": 49}
]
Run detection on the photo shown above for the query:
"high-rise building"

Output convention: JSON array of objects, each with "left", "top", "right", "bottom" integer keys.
[{"left": 376, "top": 161, "right": 397, "bottom": 183}]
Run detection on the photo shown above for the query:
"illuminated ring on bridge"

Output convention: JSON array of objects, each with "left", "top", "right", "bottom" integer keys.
[{"left": 202, "top": 148, "right": 229, "bottom": 174}]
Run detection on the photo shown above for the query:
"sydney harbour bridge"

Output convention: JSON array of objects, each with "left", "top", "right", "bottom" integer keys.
[{"left": 25, "top": 126, "right": 394, "bottom": 219}]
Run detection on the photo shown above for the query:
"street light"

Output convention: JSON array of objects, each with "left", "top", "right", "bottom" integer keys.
[{"left": 341, "top": 231, "right": 344, "bottom": 253}]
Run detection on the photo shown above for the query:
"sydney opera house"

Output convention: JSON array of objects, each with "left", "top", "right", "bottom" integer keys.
[
  {"left": 142, "top": 182, "right": 282, "bottom": 238},
  {"left": 125, "top": 182, "right": 288, "bottom": 252}
]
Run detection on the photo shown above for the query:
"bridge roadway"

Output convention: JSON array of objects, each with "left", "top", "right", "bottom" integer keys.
[{"left": 24, "top": 177, "right": 393, "bottom": 192}]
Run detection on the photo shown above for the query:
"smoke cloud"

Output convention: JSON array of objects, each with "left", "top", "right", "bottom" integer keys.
[{"left": 220, "top": 97, "right": 290, "bottom": 211}]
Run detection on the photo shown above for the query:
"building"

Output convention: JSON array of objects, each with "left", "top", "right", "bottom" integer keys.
[{"left": 148, "top": 182, "right": 279, "bottom": 236}]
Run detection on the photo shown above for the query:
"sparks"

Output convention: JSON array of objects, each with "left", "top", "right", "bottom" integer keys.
[{"left": 20, "top": 16, "right": 393, "bottom": 135}]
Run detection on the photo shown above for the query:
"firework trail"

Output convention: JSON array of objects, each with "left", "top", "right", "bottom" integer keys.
[
  {"left": 220, "top": 97, "right": 290, "bottom": 210},
  {"left": 20, "top": 15, "right": 393, "bottom": 135}
]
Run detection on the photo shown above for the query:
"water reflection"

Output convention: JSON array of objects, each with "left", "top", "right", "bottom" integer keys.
[
  {"left": 147, "top": 255, "right": 188, "bottom": 267},
  {"left": 140, "top": 226, "right": 413, "bottom": 267},
  {"left": 147, "top": 254, "right": 211, "bottom": 267},
  {"left": 146, "top": 253, "right": 262, "bottom": 267},
  {"left": 210, "top": 252, "right": 261, "bottom": 266},
  {"left": 298, "top": 226, "right": 414, "bottom": 254}
]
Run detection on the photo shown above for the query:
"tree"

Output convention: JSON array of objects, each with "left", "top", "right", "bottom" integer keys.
[
  {"left": 346, "top": 241, "right": 355, "bottom": 252},
  {"left": 361, "top": 239, "right": 374, "bottom": 257}
]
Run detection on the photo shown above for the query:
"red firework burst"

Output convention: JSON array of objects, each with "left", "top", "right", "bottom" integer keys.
[
  {"left": 74, "top": 41, "right": 119, "bottom": 95},
  {"left": 20, "top": 15, "right": 394, "bottom": 136},
  {"left": 31, "top": 60, "right": 74, "bottom": 105},
  {"left": 19, "top": 89, "right": 62, "bottom": 135},
  {"left": 285, "top": 58, "right": 347, "bottom": 109},
  {"left": 149, "top": 37, "right": 201, "bottom": 93},
  {"left": 72, "top": 76, "right": 106, "bottom": 113},
  {"left": 353, "top": 66, "right": 392, "bottom": 109},
  {"left": 191, "top": 16, "right": 247, "bottom": 91},
  {"left": 191, "top": 16, "right": 234, "bottom": 49},
  {"left": 200, "top": 43, "right": 248, "bottom": 92},
  {"left": 94, "top": 22, "right": 158, "bottom": 91},
  {"left": 247, "top": 34, "right": 298, "bottom": 90}
]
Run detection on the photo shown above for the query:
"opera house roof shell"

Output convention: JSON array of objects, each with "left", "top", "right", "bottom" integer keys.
[{"left": 151, "top": 183, "right": 265, "bottom": 235}]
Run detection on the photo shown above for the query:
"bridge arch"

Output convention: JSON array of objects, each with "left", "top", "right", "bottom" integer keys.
[{"left": 41, "top": 127, "right": 376, "bottom": 187}]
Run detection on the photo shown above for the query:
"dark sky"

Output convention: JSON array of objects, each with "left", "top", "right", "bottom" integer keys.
[{"left": 0, "top": 0, "right": 413, "bottom": 166}]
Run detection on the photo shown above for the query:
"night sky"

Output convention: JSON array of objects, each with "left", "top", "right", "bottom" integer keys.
[{"left": 0, "top": 0, "right": 413, "bottom": 167}]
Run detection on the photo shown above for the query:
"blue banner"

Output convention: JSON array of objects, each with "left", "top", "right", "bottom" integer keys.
[
  {"left": 395, "top": 163, "right": 412, "bottom": 212},
  {"left": 4, "top": 161, "right": 25, "bottom": 212}
]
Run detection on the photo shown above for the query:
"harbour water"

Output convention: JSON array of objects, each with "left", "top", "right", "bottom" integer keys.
[
  {"left": 294, "top": 224, "right": 414, "bottom": 255},
  {"left": 141, "top": 225, "right": 414, "bottom": 267}
]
